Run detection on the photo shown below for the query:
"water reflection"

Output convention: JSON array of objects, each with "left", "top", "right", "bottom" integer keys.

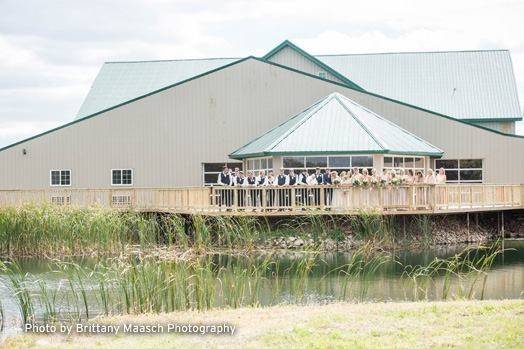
[{"left": 1, "top": 240, "right": 523, "bottom": 336}]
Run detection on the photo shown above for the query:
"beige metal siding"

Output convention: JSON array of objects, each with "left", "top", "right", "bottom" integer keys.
[
  {"left": 469, "top": 121, "right": 516, "bottom": 134},
  {"left": 267, "top": 46, "right": 344, "bottom": 84},
  {"left": 0, "top": 58, "right": 523, "bottom": 190}
]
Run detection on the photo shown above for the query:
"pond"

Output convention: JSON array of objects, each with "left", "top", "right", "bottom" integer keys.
[{"left": 1, "top": 240, "right": 523, "bottom": 337}]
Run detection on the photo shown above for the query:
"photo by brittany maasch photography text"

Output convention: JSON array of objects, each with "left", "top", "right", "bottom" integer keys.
[{"left": 24, "top": 322, "right": 236, "bottom": 336}]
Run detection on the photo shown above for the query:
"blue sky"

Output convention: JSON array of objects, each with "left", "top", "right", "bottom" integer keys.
[{"left": 1, "top": 0, "right": 523, "bottom": 147}]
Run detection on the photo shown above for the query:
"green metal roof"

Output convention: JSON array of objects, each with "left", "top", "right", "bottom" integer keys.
[
  {"left": 75, "top": 41, "right": 522, "bottom": 122},
  {"left": 76, "top": 58, "right": 237, "bottom": 119},
  {"left": 316, "top": 50, "right": 522, "bottom": 121},
  {"left": 229, "top": 92, "right": 444, "bottom": 159},
  {"left": 263, "top": 40, "right": 365, "bottom": 91}
]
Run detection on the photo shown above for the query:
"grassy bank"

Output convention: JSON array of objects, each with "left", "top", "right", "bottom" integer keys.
[
  {"left": 0, "top": 204, "right": 503, "bottom": 258},
  {"left": 4, "top": 300, "right": 523, "bottom": 348}
]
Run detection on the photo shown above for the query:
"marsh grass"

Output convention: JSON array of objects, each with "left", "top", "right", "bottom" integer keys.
[
  {"left": 0, "top": 241, "right": 507, "bottom": 329},
  {"left": 0, "top": 205, "right": 166, "bottom": 257},
  {"left": 349, "top": 210, "right": 396, "bottom": 245},
  {"left": 402, "top": 241, "right": 504, "bottom": 300}
]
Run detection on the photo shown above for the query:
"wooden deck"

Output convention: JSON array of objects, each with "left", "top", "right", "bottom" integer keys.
[{"left": 0, "top": 184, "right": 522, "bottom": 216}]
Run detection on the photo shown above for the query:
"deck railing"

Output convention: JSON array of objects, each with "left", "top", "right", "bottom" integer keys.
[{"left": 0, "top": 184, "right": 521, "bottom": 214}]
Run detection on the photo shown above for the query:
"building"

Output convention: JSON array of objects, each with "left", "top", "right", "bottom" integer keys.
[
  {"left": 0, "top": 40, "right": 523, "bottom": 190},
  {"left": 230, "top": 92, "right": 444, "bottom": 176}
]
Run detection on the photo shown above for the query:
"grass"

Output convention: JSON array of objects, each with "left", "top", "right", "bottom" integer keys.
[
  {"left": 3, "top": 300, "right": 523, "bottom": 349},
  {"left": 0, "top": 247, "right": 392, "bottom": 325},
  {"left": 402, "top": 241, "right": 504, "bottom": 300},
  {"left": 0, "top": 243, "right": 506, "bottom": 328}
]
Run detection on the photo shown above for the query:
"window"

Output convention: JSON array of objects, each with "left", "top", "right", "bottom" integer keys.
[
  {"left": 202, "top": 162, "right": 243, "bottom": 186},
  {"left": 435, "top": 159, "right": 483, "bottom": 183},
  {"left": 384, "top": 156, "right": 425, "bottom": 174},
  {"left": 318, "top": 71, "right": 327, "bottom": 79},
  {"left": 282, "top": 155, "right": 373, "bottom": 173},
  {"left": 245, "top": 158, "right": 271, "bottom": 176},
  {"left": 112, "top": 169, "right": 133, "bottom": 186},
  {"left": 50, "top": 170, "right": 71, "bottom": 186},
  {"left": 283, "top": 156, "right": 305, "bottom": 168},
  {"left": 306, "top": 156, "right": 328, "bottom": 168}
]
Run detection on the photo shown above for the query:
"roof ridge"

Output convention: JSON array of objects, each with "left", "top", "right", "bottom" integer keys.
[
  {"left": 337, "top": 94, "right": 444, "bottom": 153},
  {"left": 314, "top": 49, "right": 510, "bottom": 57},
  {"left": 333, "top": 94, "right": 386, "bottom": 151},
  {"left": 105, "top": 57, "right": 240, "bottom": 64},
  {"left": 263, "top": 40, "right": 365, "bottom": 91},
  {"left": 264, "top": 94, "right": 336, "bottom": 152},
  {"left": 228, "top": 95, "right": 328, "bottom": 156}
]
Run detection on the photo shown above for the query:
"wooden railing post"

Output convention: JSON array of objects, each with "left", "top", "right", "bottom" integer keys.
[
  {"left": 319, "top": 187, "right": 325, "bottom": 210},
  {"left": 520, "top": 184, "right": 524, "bottom": 208},
  {"left": 261, "top": 188, "right": 267, "bottom": 211},
  {"left": 407, "top": 185, "right": 414, "bottom": 210},
  {"left": 291, "top": 187, "right": 296, "bottom": 211}
]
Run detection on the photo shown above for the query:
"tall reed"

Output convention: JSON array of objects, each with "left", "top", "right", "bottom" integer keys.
[{"left": 402, "top": 241, "right": 504, "bottom": 300}]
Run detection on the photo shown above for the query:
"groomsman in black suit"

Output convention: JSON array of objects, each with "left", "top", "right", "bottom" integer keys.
[
  {"left": 297, "top": 169, "right": 308, "bottom": 206},
  {"left": 246, "top": 171, "right": 257, "bottom": 208},
  {"left": 276, "top": 168, "right": 289, "bottom": 209},
  {"left": 217, "top": 166, "right": 232, "bottom": 206},
  {"left": 323, "top": 168, "right": 333, "bottom": 207},
  {"left": 236, "top": 171, "right": 246, "bottom": 207},
  {"left": 313, "top": 168, "right": 323, "bottom": 205}
]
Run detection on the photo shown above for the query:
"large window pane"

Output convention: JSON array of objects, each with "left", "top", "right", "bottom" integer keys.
[
  {"left": 436, "top": 159, "right": 458, "bottom": 169},
  {"left": 268, "top": 158, "right": 273, "bottom": 169},
  {"left": 306, "top": 156, "right": 327, "bottom": 168},
  {"left": 384, "top": 157, "right": 393, "bottom": 167},
  {"left": 393, "top": 157, "right": 403, "bottom": 168},
  {"left": 460, "top": 170, "right": 482, "bottom": 181},
  {"left": 51, "top": 171, "right": 60, "bottom": 185},
  {"left": 204, "top": 173, "right": 217, "bottom": 185},
  {"left": 202, "top": 162, "right": 242, "bottom": 186},
  {"left": 329, "top": 156, "right": 350, "bottom": 168},
  {"left": 352, "top": 156, "right": 373, "bottom": 167},
  {"left": 460, "top": 159, "right": 482, "bottom": 169},
  {"left": 283, "top": 157, "right": 305, "bottom": 168},
  {"left": 446, "top": 170, "right": 459, "bottom": 181},
  {"left": 122, "top": 170, "right": 132, "bottom": 185},
  {"left": 404, "top": 157, "right": 414, "bottom": 168},
  {"left": 414, "top": 157, "right": 424, "bottom": 168}
]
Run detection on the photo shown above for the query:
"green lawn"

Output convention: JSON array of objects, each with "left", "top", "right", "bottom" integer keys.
[{"left": 4, "top": 300, "right": 523, "bottom": 349}]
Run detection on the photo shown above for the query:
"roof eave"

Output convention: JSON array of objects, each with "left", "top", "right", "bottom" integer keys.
[
  {"left": 230, "top": 149, "right": 444, "bottom": 159},
  {"left": 462, "top": 117, "right": 522, "bottom": 122}
]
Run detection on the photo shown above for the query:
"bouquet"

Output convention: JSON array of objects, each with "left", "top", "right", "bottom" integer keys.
[
  {"left": 352, "top": 178, "right": 362, "bottom": 187},
  {"left": 362, "top": 178, "right": 370, "bottom": 187},
  {"left": 391, "top": 177, "right": 401, "bottom": 186},
  {"left": 370, "top": 177, "right": 378, "bottom": 187}
]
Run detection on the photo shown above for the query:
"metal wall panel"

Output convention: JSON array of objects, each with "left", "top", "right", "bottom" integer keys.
[{"left": 0, "top": 58, "right": 523, "bottom": 190}]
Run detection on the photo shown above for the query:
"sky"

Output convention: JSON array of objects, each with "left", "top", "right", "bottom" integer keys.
[{"left": 1, "top": 0, "right": 523, "bottom": 147}]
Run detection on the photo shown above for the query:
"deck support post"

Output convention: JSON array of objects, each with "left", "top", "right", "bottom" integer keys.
[
  {"left": 466, "top": 213, "right": 470, "bottom": 242},
  {"left": 501, "top": 211, "right": 505, "bottom": 239},
  {"left": 403, "top": 216, "right": 406, "bottom": 240}
]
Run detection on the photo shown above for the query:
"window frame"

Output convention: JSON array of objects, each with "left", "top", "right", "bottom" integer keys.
[
  {"left": 49, "top": 169, "right": 72, "bottom": 187},
  {"left": 282, "top": 155, "right": 374, "bottom": 173},
  {"left": 383, "top": 155, "right": 425, "bottom": 174},
  {"left": 245, "top": 157, "right": 272, "bottom": 177},
  {"left": 111, "top": 169, "right": 134, "bottom": 186},
  {"left": 434, "top": 158, "right": 483, "bottom": 183},
  {"left": 202, "top": 162, "right": 243, "bottom": 186}
]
